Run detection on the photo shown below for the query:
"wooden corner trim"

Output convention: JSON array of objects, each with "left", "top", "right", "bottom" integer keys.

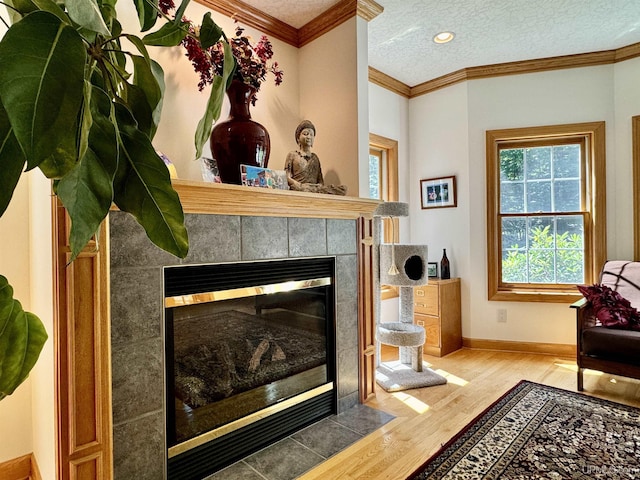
[
  {"left": 357, "top": 0, "right": 384, "bottom": 22},
  {"left": 0, "top": 453, "right": 41, "bottom": 480}
]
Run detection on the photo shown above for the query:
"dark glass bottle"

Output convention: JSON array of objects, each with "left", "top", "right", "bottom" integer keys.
[{"left": 440, "top": 249, "right": 450, "bottom": 279}]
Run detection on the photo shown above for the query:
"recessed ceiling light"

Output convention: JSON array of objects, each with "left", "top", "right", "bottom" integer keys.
[{"left": 433, "top": 31, "right": 455, "bottom": 44}]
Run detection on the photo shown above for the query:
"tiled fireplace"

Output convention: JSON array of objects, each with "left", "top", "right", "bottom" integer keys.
[{"left": 109, "top": 210, "right": 361, "bottom": 479}]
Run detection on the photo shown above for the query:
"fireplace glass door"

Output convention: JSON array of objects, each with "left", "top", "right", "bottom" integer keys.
[{"left": 164, "top": 258, "right": 336, "bottom": 450}]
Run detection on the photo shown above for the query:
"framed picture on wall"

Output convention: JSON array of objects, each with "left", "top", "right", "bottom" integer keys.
[{"left": 420, "top": 175, "right": 457, "bottom": 209}]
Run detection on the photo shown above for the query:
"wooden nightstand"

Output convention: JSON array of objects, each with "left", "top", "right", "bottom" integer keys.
[{"left": 414, "top": 278, "right": 462, "bottom": 357}]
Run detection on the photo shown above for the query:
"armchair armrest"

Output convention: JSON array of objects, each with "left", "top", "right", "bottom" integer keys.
[
  {"left": 571, "top": 297, "right": 597, "bottom": 331},
  {"left": 573, "top": 297, "right": 594, "bottom": 351}
]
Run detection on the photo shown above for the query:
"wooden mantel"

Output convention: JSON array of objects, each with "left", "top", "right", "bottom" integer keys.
[
  {"left": 54, "top": 182, "right": 380, "bottom": 480},
  {"left": 172, "top": 180, "right": 380, "bottom": 219}
]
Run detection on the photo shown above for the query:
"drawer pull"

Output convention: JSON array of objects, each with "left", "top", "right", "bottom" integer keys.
[
  {"left": 416, "top": 320, "right": 425, "bottom": 326},
  {"left": 416, "top": 290, "right": 425, "bottom": 297},
  {"left": 416, "top": 303, "right": 426, "bottom": 308}
]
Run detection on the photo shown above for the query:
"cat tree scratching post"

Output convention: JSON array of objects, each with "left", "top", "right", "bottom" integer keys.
[{"left": 373, "top": 203, "right": 429, "bottom": 372}]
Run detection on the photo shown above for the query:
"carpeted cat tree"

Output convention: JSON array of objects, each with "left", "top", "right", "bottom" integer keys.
[{"left": 373, "top": 202, "right": 446, "bottom": 392}]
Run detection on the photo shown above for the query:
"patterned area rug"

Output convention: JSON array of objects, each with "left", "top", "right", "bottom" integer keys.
[{"left": 409, "top": 381, "right": 640, "bottom": 479}]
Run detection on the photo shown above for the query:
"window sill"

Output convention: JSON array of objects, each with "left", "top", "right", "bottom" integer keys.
[{"left": 489, "top": 290, "right": 582, "bottom": 303}]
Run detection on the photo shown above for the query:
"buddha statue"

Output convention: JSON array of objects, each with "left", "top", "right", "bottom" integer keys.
[{"left": 284, "top": 120, "right": 347, "bottom": 195}]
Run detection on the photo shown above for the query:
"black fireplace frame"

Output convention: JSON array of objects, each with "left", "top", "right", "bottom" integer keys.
[{"left": 163, "top": 257, "right": 337, "bottom": 479}]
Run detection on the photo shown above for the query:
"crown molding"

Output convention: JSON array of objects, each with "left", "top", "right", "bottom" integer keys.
[
  {"left": 357, "top": 0, "right": 384, "bottom": 22},
  {"left": 298, "top": 0, "right": 383, "bottom": 47},
  {"left": 195, "top": 0, "right": 299, "bottom": 46},
  {"left": 615, "top": 42, "right": 640, "bottom": 62},
  {"left": 369, "top": 67, "right": 411, "bottom": 98},
  {"left": 196, "top": 0, "right": 382, "bottom": 48},
  {"left": 409, "top": 43, "right": 640, "bottom": 98}
]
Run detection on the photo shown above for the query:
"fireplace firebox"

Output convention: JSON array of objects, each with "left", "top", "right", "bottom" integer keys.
[{"left": 164, "top": 257, "right": 337, "bottom": 479}]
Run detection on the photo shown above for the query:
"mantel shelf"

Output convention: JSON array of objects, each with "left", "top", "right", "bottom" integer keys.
[{"left": 171, "top": 179, "right": 381, "bottom": 219}]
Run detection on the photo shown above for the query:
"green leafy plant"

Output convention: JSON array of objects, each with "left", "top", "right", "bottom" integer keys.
[
  {"left": 502, "top": 225, "right": 584, "bottom": 284},
  {"left": 0, "top": 0, "right": 234, "bottom": 399}
]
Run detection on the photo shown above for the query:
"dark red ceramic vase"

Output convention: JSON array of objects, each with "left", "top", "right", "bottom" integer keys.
[{"left": 210, "top": 79, "right": 271, "bottom": 184}]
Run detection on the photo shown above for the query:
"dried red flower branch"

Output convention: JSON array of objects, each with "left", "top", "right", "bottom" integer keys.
[{"left": 161, "top": 6, "right": 284, "bottom": 104}]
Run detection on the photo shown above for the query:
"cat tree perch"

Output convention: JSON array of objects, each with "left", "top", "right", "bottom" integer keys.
[{"left": 373, "top": 202, "right": 428, "bottom": 372}]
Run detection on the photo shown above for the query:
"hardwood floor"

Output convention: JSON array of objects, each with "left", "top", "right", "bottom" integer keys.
[{"left": 299, "top": 346, "right": 640, "bottom": 480}]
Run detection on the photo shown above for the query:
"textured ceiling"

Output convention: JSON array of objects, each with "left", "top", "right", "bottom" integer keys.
[{"left": 242, "top": 0, "right": 640, "bottom": 87}]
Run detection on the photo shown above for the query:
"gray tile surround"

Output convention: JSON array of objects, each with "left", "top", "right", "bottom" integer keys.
[{"left": 109, "top": 211, "right": 361, "bottom": 479}]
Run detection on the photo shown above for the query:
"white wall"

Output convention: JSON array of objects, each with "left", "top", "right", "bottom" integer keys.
[
  {"left": 409, "top": 82, "right": 471, "bottom": 331},
  {"left": 613, "top": 57, "right": 640, "bottom": 259}
]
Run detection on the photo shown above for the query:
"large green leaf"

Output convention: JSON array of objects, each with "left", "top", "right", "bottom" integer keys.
[
  {"left": 65, "top": 0, "right": 110, "bottom": 35},
  {"left": 0, "top": 101, "right": 27, "bottom": 217},
  {"left": 113, "top": 104, "right": 188, "bottom": 258},
  {"left": 0, "top": 276, "right": 48, "bottom": 400},
  {"left": 56, "top": 87, "right": 118, "bottom": 260},
  {"left": 133, "top": 0, "right": 159, "bottom": 32},
  {"left": 194, "top": 40, "right": 234, "bottom": 159},
  {"left": 142, "top": 21, "right": 189, "bottom": 47},
  {"left": 131, "top": 56, "right": 164, "bottom": 139},
  {"left": 5, "top": 0, "right": 70, "bottom": 24},
  {"left": 0, "top": 11, "right": 86, "bottom": 169},
  {"left": 199, "top": 12, "right": 223, "bottom": 49},
  {"left": 122, "top": 82, "right": 154, "bottom": 137}
]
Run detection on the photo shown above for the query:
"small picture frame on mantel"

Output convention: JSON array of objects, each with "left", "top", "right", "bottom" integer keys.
[
  {"left": 420, "top": 175, "right": 457, "bottom": 209},
  {"left": 427, "top": 262, "right": 438, "bottom": 278}
]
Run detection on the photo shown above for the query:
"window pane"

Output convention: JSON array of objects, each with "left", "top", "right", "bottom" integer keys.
[
  {"left": 502, "top": 217, "right": 527, "bottom": 250},
  {"left": 556, "top": 215, "right": 584, "bottom": 284},
  {"left": 502, "top": 217, "right": 527, "bottom": 283},
  {"left": 525, "top": 147, "right": 551, "bottom": 180},
  {"left": 369, "top": 154, "right": 380, "bottom": 199},
  {"left": 500, "top": 182, "right": 524, "bottom": 213},
  {"left": 553, "top": 145, "right": 580, "bottom": 178},
  {"left": 527, "top": 217, "right": 555, "bottom": 283},
  {"left": 554, "top": 179, "right": 580, "bottom": 212},
  {"left": 500, "top": 149, "right": 524, "bottom": 181},
  {"left": 502, "top": 248, "right": 527, "bottom": 283},
  {"left": 526, "top": 181, "right": 551, "bottom": 212}
]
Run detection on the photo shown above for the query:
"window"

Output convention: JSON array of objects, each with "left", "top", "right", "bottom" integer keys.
[
  {"left": 369, "top": 134, "right": 399, "bottom": 244},
  {"left": 370, "top": 133, "right": 399, "bottom": 299},
  {"left": 369, "top": 148, "right": 385, "bottom": 200},
  {"left": 486, "top": 122, "right": 606, "bottom": 302}
]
